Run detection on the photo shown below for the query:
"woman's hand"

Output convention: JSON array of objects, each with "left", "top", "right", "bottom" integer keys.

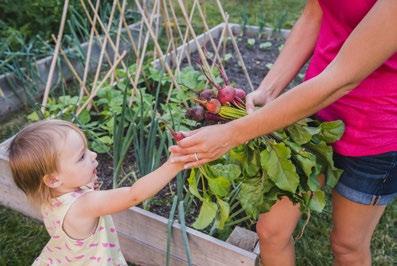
[
  {"left": 169, "top": 123, "right": 238, "bottom": 169},
  {"left": 245, "top": 86, "right": 278, "bottom": 113}
]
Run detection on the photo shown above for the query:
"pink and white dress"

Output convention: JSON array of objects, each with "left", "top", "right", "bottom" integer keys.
[{"left": 33, "top": 187, "right": 127, "bottom": 265}]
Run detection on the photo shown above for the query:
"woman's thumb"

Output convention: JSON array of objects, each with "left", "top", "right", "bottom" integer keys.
[
  {"left": 245, "top": 97, "right": 255, "bottom": 114},
  {"left": 180, "top": 128, "right": 200, "bottom": 137}
]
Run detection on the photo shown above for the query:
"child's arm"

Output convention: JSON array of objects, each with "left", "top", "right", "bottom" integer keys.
[{"left": 73, "top": 159, "right": 183, "bottom": 218}]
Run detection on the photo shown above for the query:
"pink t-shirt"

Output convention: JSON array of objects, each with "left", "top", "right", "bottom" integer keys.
[{"left": 305, "top": 0, "right": 397, "bottom": 156}]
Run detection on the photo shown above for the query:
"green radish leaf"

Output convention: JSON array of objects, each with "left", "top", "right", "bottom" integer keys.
[
  {"left": 286, "top": 123, "right": 313, "bottom": 145},
  {"left": 294, "top": 153, "right": 316, "bottom": 176},
  {"left": 243, "top": 160, "right": 260, "bottom": 177},
  {"left": 306, "top": 126, "right": 321, "bottom": 136},
  {"left": 229, "top": 145, "right": 247, "bottom": 163},
  {"left": 262, "top": 187, "right": 282, "bottom": 211},
  {"left": 207, "top": 176, "right": 231, "bottom": 197},
  {"left": 260, "top": 142, "right": 299, "bottom": 193},
  {"left": 325, "top": 167, "right": 344, "bottom": 188},
  {"left": 238, "top": 175, "right": 270, "bottom": 218},
  {"left": 242, "top": 150, "right": 260, "bottom": 177},
  {"left": 304, "top": 141, "right": 342, "bottom": 188},
  {"left": 192, "top": 198, "right": 218, "bottom": 230},
  {"left": 309, "top": 190, "right": 326, "bottom": 212},
  {"left": 318, "top": 120, "right": 345, "bottom": 143},
  {"left": 307, "top": 165, "right": 323, "bottom": 191},
  {"left": 210, "top": 164, "right": 241, "bottom": 181},
  {"left": 188, "top": 169, "right": 203, "bottom": 200},
  {"left": 216, "top": 198, "right": 230, "bottom": 229}
]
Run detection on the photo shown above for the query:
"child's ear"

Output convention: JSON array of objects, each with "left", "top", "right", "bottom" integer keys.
[{"left": 43, "top": 174, "right": 62, "bottom": 188}]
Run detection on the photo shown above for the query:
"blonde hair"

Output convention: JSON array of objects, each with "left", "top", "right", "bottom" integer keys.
[{"left": 8, "top": 119, "right": 87, "bottom": 204}]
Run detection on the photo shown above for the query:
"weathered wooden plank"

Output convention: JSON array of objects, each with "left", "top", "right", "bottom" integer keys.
[
  {"left": 0, "top": 159, "right": 42, "bottom": 220},
  {"left": 113, "top": 207, "right": 258, "bottom": 266},
  {"left": 152, "top": 22, "right": 225, "bottom": 69},
  {"left": 118, "top": 232, "right": 188, "bottom": 266},
  {"left": 226, "top": 226, "right": 259, "bottom": 252},
  {"left": 0, "top": 137, "right": 12, "bottom": 161}
]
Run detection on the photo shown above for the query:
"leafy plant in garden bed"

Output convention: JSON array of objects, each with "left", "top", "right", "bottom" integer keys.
[
  {"left": 173, "top": 60, "right": 344, "bottom": 238},
  {"left": 26, "top": 63, "right": 198, "bottom": 189}
]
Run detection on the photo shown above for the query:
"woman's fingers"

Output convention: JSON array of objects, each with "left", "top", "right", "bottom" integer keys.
[
  {"left": 180, "top": 128, "right": 200, "bottom": 138},
  {"left": 184, "top": 158, "right": 211, "bottom": 169},
  {"left": 170, "top": 151, "right": 211, "bottom": 163},
  {"left": 245, "top": 92, "right": 257, "bottom": 114},
  {"left": 169, "top": 143, "right": 206, "bottom": 155}
]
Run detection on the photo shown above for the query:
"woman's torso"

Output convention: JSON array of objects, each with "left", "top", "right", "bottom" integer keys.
[{"left": 305, "top": 0, "right": 397, "bottom": 156}]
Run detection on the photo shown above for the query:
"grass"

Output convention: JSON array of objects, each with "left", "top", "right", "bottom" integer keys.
[
  {"left": 0, "top": 206, "right": 49, "bottom": 265},
  {"left": 173, "top": 0, "right": 305, "bottom": 30},
  {"left": 294, "top": 196, "right": 397, "bottom": 266},
  {"left": 0, "top": 111, "right": 29, "bottom": 142}
]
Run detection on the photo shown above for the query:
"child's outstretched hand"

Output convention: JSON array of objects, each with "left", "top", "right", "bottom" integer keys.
[{"left": 167, "top": 152, "right": 185, "bottom": 170}]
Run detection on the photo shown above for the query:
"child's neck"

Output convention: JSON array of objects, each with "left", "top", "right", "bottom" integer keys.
[{"left": 51, "top": 186, "right": 81, "bottom": 198}]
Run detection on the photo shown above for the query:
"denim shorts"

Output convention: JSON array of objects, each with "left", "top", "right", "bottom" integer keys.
[{"left": 334, "top": 151, "right": 397, "bottom": 205}]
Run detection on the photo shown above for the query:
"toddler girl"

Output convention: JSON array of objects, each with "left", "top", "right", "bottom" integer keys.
[{"left": 8, "top": 119, "right": 184, "bottom": 265}]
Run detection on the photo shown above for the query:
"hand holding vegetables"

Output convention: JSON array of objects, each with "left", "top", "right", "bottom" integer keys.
[{"left": 169, "top": 59, "right": 344, "bottom": 232}]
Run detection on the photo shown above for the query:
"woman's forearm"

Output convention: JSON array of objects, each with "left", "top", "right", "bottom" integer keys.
[
  {"left": 231, "top": 71, "right": 355, "bottom": 145},
  {"left": 259, "top": 0, "right": 322, "bottom": 95}
]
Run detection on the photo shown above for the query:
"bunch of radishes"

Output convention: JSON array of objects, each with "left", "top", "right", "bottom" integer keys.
[
  {"left": 170, "top": 60, "right": 249, "bottom": 142},
  {"left": 185, "top": 61, "right": 248, "bottom": 125}
]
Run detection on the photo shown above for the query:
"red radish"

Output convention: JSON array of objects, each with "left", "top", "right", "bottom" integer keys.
[
  {"left": 235, "top": 88, "right": 246, "bottom": 100},
  {"left": 217, "top": 85, "right": 236, "bottom": 105},
  {"left": 169, "top": 128, "right": 185, "bottom": 142},
  {"left": 199, "top": 89, "right": 215, "bottom": 101},
  {"left": 186, "top": 105, "right": 205, "bottom": 121},
  {"left": 195, "top": 98, "right": 221, "bottom": 114}
]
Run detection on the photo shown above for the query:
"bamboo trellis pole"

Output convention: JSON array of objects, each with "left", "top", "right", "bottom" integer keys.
[
  {"left": 51, "top": 35, "right": 90, "bottom": 97},
  {"left": 76, "top": 51, "right": 127, "bottom": 115},
  {"left": 83, "top": 0, "right": 143, "bottom": 99},
  {"left": 134, "top": 0, "right": 182, "bottom": 103},
  {"left": 166, "top": 0, "right": 192, "bottom": 67},
  {"left": 41, "top": 0, "right": 70, "bottom": 112},
  {"left": 90, "top": 0, "right": 118, "bottom": 103},
  {"left": 175, "top": 0, "right": 200, "bottom": 70},
  {"left": 111, "top": 0, "right": 126, "bottom": 84},
  {"left": 161, "top": 0, "right": 178, "bottom": 71},
  {"left": 79, "top": 0, "right": 100, "bottom": 106},
  {"left": 79, "top": 0, "right": 116, "bottom": 76},
  {"left": 129, "top": 0, "right": 160, "bottom": 106},
  {"left": 215, "top": 0, "right": 254, "bottom": 91},
  {"left": 116, "top": 0, "right": 139, "bottom": 59}
]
